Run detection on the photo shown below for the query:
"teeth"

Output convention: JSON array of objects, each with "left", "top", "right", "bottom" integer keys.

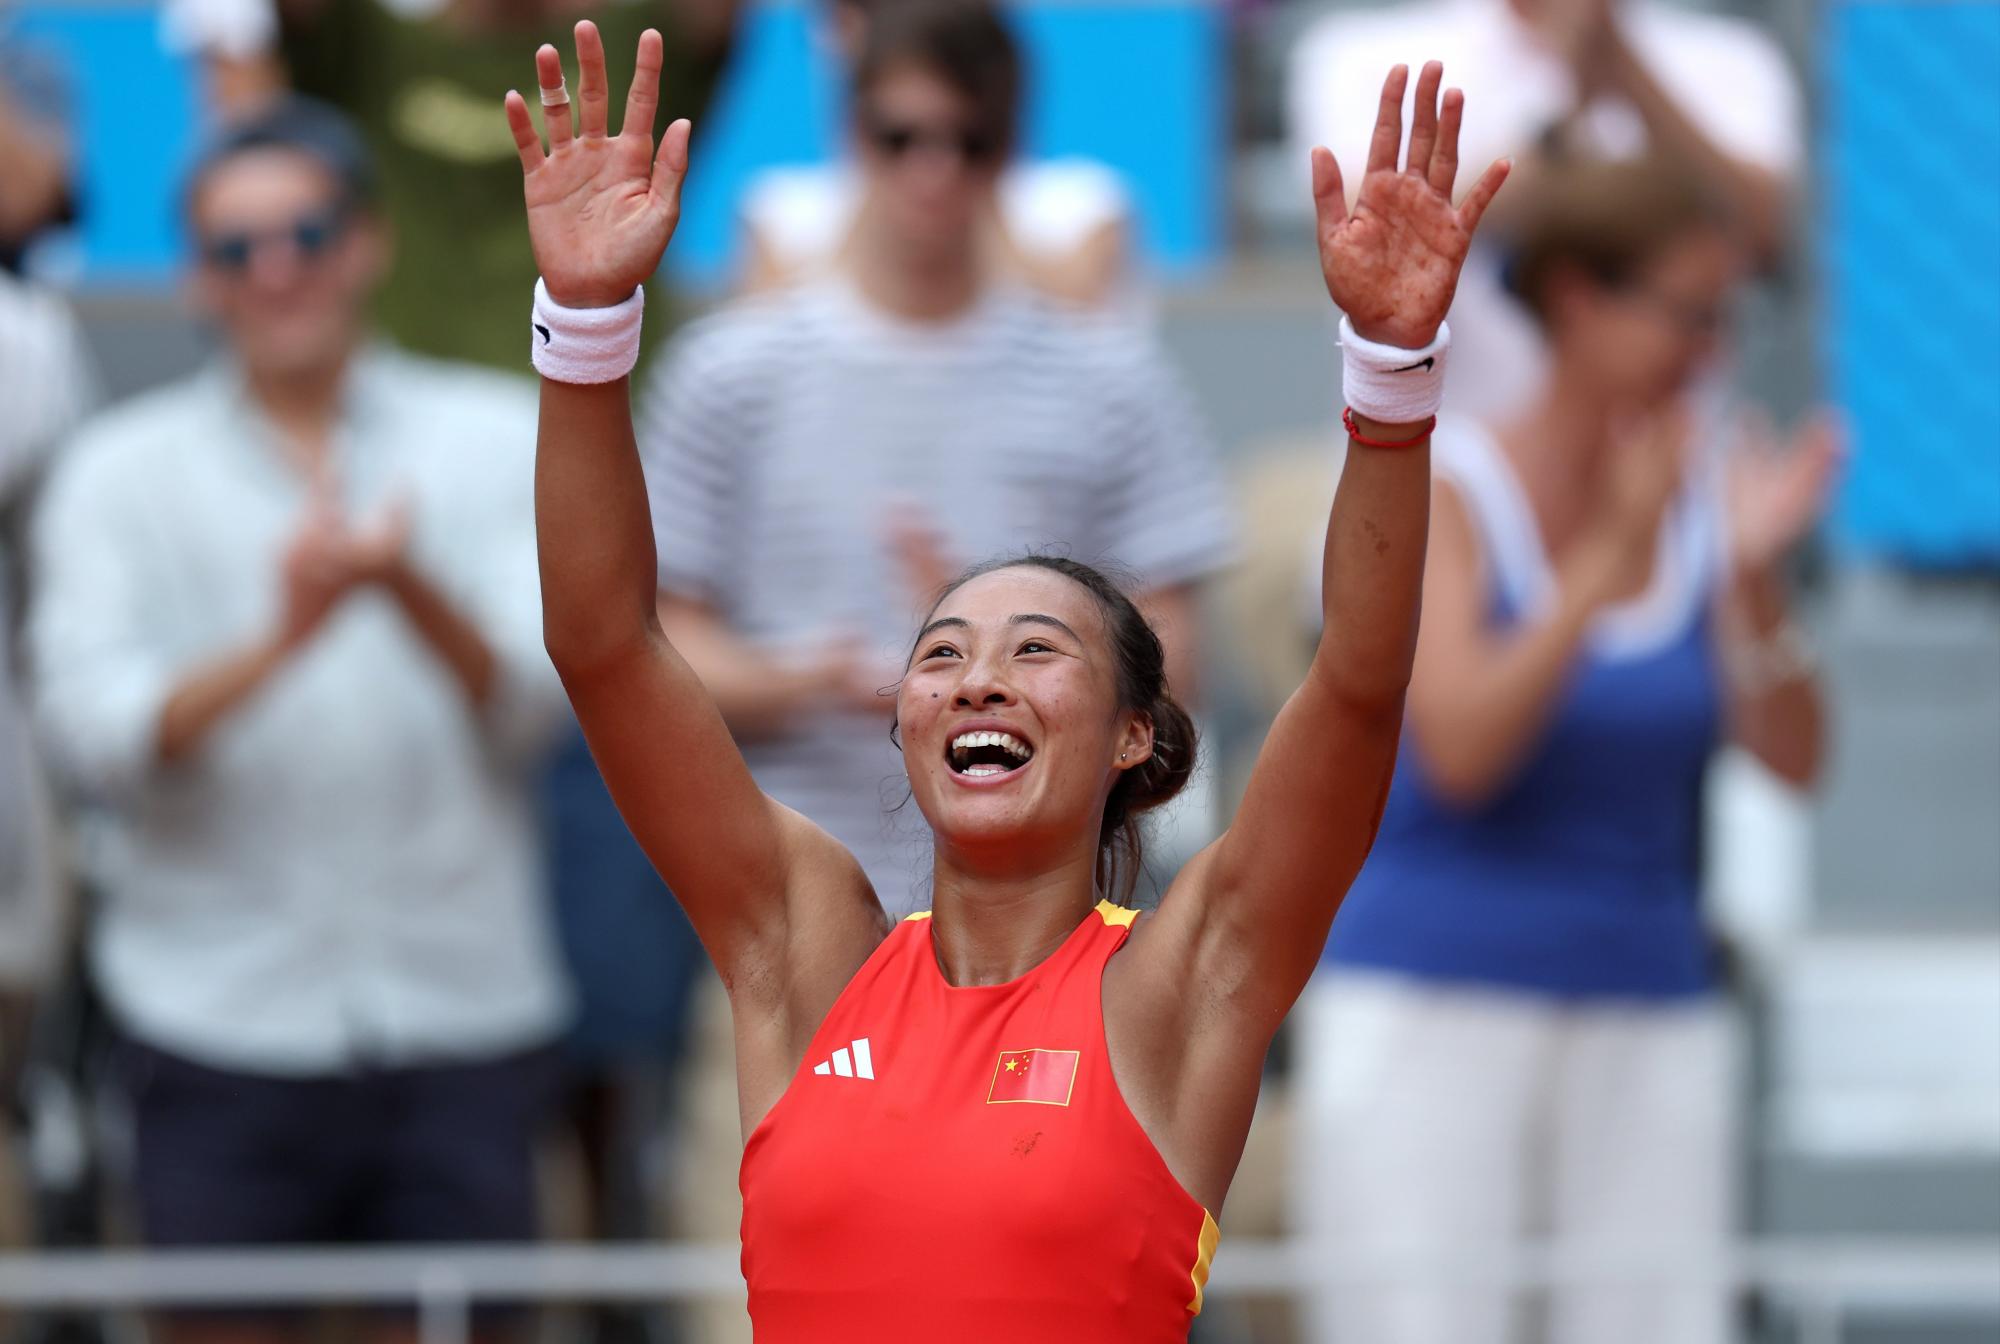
[{"left": 949, "top": 731, "right": 1033, "bottom": 761}]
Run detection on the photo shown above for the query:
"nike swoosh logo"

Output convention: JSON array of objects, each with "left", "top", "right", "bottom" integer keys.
[
  {"left": 1392, "top": 357, "right": 1435, "bottom": 373},
  {"left": 534, "top": 323, "right": 551, "bottom": 346}
]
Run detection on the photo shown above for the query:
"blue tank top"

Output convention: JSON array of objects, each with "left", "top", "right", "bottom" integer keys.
[{"left": 1328, "top": 422, "right": 1725, "bottom": 1000}]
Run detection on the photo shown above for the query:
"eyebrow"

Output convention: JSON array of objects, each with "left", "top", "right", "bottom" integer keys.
[
  {"left": 1008, "top": 613, "right": 1082, "bottom": 642},
  {"left": 913, "top": 613, "right": 1082, "bottom": 644}
]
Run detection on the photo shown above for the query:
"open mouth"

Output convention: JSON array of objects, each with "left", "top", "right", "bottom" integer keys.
[{"left": 947, "top": 730, "right": 1035, "bottom": 779}]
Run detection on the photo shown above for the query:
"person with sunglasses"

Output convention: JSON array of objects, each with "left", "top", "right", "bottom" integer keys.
[
  {"left": 27, "top": 99, "right": 571, "bottom": 1340},
  {"left": 639, "top": 0, "right": 1235, "bottom": 925},
  {"left": 1290, "top": 154, "right": 1838, "bottom": 1344},
  {"left": 738, "top": 0, "right": 1133, "bottom": 310}
]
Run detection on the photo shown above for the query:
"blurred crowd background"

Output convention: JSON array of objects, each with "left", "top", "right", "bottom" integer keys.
[{"left": 0, "top": 0, "right": 1996, "bottom": 1343}]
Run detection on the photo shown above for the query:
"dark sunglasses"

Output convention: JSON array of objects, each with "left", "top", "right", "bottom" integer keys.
[
  {"left": 861, "top": 111, "right": 1000, "bottom": 167},
  {"left": 199, "top": 204, "right": 352, "bottom": 273}
]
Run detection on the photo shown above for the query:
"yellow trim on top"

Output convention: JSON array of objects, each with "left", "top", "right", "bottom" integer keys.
[
  {"left": 1186, "top": 1209, "right": 1221, "bottom": 1314},
  {"left": 903, "top": 910, "right": 934, "bottom": 921},
  {"left": 1093, "top": 899, "right": 1139, "bottom": 928}
]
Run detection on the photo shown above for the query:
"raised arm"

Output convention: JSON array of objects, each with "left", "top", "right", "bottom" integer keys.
[
  {"left": 1164, "top": 63, "right": 1507, "bottom": 1016},
  {"left": 505, "top": 24, "right": 883, "bottom": 997}
]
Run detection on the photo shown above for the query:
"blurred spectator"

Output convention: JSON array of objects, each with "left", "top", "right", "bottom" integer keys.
[
  {"left": 1288, "top": 0, "right": 1801, "bottom": 419},
  {"left": 1293, "top": 157, "right": 1838, "bottom": 1344},
  {"left": 640, "top": 0, "right": 1235, "bottom": 913},
  {"left": 0, "top": 277, "right": 97, "bottom": 999},
  {"left": 0, "top": 266, "right": 99, "bottom": 1266},
  {"left": 739, "top": 0, "right": 1133, "bottom": 309},
  {"left": 162, "top": 0, "right": 740, "bottom": 370},
  {"left": 161, "top": 0, "right": 744, "bottom": 1281},
  {"left": 26, "top": 100, "right": 569, "bottom": 1319},
  {"left": 0, "top": 28, "right": 79, "bottom": 277}
]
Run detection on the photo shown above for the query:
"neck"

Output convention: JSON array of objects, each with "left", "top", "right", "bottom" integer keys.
[
  {"left": 925, "top": 844, "right": 1101, "bottom": 987},
  {"left": 845, "top": 218, "right": 984, "bottom": 322},
  {"left": 244, "top": 350, "right": 352, "bottom": 467},
  {"left": 1498, "top": 359, "right": 1623, "bottom": 529}
]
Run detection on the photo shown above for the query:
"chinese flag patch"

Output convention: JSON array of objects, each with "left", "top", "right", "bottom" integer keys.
[{"left": 987, "top": 1048, "right": 1080, "bottom": 1106}]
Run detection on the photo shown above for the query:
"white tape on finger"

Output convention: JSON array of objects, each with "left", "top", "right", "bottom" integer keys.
[
  {"left": 1339, "top": 315, "right": 1451, "bottom": 423},
  {"left": 531, "top": 279, "right": 644, "bottom": 384}
]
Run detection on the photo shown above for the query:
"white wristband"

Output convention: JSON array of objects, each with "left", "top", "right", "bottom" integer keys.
[
  {"left": 1339, "top": 315, "right": 1451, "bottom": 423},
  {"left": 532, "top": 279, "right": 644, "bottom": 384}
]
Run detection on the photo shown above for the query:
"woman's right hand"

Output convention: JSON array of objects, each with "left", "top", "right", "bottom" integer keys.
[
  {"left": 1565, "top": 406, "right": 1689, "bottom": 608},
  {"left": 504, "top": 22, "right": 691, "bottom": 309}
]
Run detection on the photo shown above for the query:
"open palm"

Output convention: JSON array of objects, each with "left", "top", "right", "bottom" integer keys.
[
  {"left": 504, "top": 22, "right": 690, "bottom": 309},
  {"left": 1312, "top": 62, "right": 1509, "bottom": 350},
  {"left": 1728, "top": 410, "right": 1845, "bottom": 572}
]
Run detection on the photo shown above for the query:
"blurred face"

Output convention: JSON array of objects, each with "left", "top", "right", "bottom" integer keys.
[
  {"left": 189, "top": 149, "right": 385, "bottom": 376},
  {"left": 852, "top": 64, "right": 1003, "bottom": 259},
  {"left": 1552, "top": 228, "right": 1743, "bottom": 406},
  {"left": 897, "top": 568, "right": 1149, "bottom": 863}
]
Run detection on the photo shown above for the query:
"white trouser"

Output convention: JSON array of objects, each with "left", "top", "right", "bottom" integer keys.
[{"left": 1292, "top": 972, "right": 1737, "bottom": 1344}]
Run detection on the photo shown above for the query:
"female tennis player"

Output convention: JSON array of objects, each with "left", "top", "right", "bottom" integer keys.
[{"left": 507, "top": 23, "right": 1505, "bottom": 1340}]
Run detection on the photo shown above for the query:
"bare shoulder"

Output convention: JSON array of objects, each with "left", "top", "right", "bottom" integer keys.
[
  {"left": 739, "top": 804, "right": 891, "bottom": 1048},
  {"left": 1102, "top": 850, "right": 1275, "bottom": 1213},
  {"left": 1110, "top": 845, "right": 1284, "bottom": 1041},
  {"left": 726, "top": 803, "right": 891, "bottom": 1134}
]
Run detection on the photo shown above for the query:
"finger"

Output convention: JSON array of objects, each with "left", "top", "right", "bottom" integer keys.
[
  {"left": 1429, "top": 87, "right": 1463, "bottom": 197},
  {"left": 1365, "top": 64, "right": 1409, "bottom": 176},
  {"left": 574, "top": 20, "right": 610, "bottom": 140},
  {"left": 503, "top": 90, "right": 545, "bottom": 172},
  {"left": 1310, "top": 146, "right": 1348, "bottom": 232},
  {"left": 536, "top": 44, "right": 572, "bottom": 148},
  {"left": 622, "top": 27, "right": 663, "bottom": 140},
  {"left": 1404, "top": 60, "right": 1443, "bottom": 177},
  {"left": 1455, "top": 156, "right": 1511, "bottom": 236},
  {"left": 651, "top": 117, "right": 693, "bottom": 221}
]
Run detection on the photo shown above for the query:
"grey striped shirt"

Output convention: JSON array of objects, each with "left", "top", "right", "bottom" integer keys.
[{"left": 637, "top": 278, "right": 1236, "bottom": 912}]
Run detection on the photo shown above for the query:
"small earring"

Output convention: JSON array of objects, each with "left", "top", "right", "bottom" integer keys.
[{"left": 1120, "top": 752, "right": 1128, "bottom": 760}]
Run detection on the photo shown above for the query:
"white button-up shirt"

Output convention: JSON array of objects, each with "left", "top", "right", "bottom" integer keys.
[{"left": 29, "top": 346, "right": 571, "bottom": 1075}]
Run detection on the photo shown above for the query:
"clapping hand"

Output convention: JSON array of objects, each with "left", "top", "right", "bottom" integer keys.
[
  {"left": 1526, "top": 0, "right": 1620, "bottom": 81},
  {"left": 1727, "top": 410, "right": 1844, "bottom": 574},
  {"left": 882, "top": 500, "right": 961, "bottom": 610},
  {"left": 1563, "top": 405, "right": 1690, "bottom": 609},
  {"left": 504, "top": 22, "right": 691, "bottom": 308},
  {"left": 1311, "top": 62, "right": 1509, "bottom": 351},
  {"left": 276, "top": 478, "right": 413, "bottom": 652}
]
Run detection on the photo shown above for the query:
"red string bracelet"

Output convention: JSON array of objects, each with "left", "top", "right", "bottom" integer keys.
[{"left": 1343, "top": 406, "right": 1436, "bottom": 449}]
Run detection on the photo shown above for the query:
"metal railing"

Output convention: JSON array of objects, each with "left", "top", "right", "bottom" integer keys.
[{"left": 3, "top": 1238, "right": 1997, "bottom": 1344}]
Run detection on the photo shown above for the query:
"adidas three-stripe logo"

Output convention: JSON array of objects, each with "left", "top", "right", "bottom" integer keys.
[{"left": 812, "top": 1037, "right": 875, "bottom": 1080}]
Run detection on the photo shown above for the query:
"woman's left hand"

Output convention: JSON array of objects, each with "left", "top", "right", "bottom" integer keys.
[
  {"left": 1727, "top": 409, "right": 1845, "bottom": 574},
  {"left": 1312, "top": 61, "right": 1510, "bottom": 350}
]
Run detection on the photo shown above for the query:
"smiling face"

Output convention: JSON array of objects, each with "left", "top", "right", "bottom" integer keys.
[
  {"left": 897, "top": 566, "right": 1153, "bottom": 867},
  {"left": 188, "top": 148, "right": 385, "bottom": 378}
]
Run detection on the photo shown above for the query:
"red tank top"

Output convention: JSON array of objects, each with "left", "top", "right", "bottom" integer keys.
[{"left": 739, "top": 901, "right": 1220, "bottom": 1342}]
